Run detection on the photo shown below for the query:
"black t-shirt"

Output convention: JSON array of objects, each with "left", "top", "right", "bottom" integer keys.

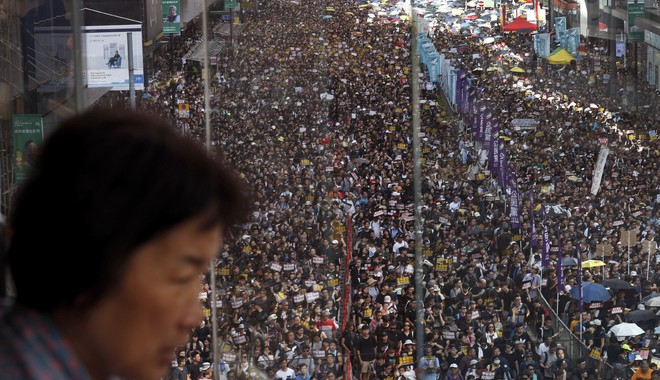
[
  {"left": 356, "top": 334, "right": 377, "bottom": 361},
  {"left": 187, "top": 362, "right": 201, "bottom": 380}
]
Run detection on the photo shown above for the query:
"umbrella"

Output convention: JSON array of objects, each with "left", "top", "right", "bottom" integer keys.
[
  {"left": 602, "top": 279, "right": 635, "bottom": 291},
  {"left": 511, "top": 67, "right": 525, "bottom": 73},
  {"left": 646, "top": 297, "right": 660, "bottom": 307},
  {"left": 570, "top": 281, "right": 611, "bottom": 303},
  {"left": 582, "top": 259, "right": 606, "bottom": 269},
  {"left": 486, "top": 65, "right": 502, "bottom": 71},
  {"left": 608, "top": 322, "right": 645, "bottom": 338},
  {"left": 642, "top": 293, "right": 660, "bottom": 302},
  {"left": 624, "top": 310, "right": 658, "bottom": 324},
  {"left": 562, "top": 257, "right": 578, "bottom": 266},
  {"left": 473, "top": 67, "right": 484, "bottom": 74}
]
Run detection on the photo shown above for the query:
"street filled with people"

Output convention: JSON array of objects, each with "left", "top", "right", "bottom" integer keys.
[{"left": 97, "top": 0, "right": 660, "bottom": 379}]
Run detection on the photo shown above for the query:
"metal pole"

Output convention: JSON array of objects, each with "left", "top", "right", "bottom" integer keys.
[
  {"left": 127, "top": 33, "right": 136, "bottom": 110},
  {"left": 230, "top": 8, "right": 234, "bottom": 48},
  {"left": 647, "top": 242, "right": 652, "bottom": 281},
  {"left": 200, "top": 3, "right": 218, "bottom": 378},
  {"left": 71, "top": 0, "right": 84, "bottom": 113},
  {"left": 411, "top": 2, "right": 425, "bottom": 371},
  {"left": 608, "top": 0, "right": 617, "bottom": 97},
  {"left": 628, "top": 230, "right": 631, "bottom": 274}
]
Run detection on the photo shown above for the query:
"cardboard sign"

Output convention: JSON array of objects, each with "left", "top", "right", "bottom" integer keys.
[
  {"left": 611, "top": 307, "right": 623, "bottom": 314},
  {"left": 399, "top": 355, "right": 414, "bottom": 365},
  {"left": 313, "top": 350, "right": 326, "bottom": 358},
  {"left": 283, "top": 263, "right": 296, "bottom": 271},
  {"left": 596, "top": 243, "right": 614, "bottom": 257},
  {"left": 275, "top": 292, "right": 287, "bottom": 303},
  {"left": 620, "top": 229, "right": 637, "bottom": 246},
  {"left": 481, "top": 371, "right": 495, "bottom": 380},
  {"left": 305, "top": 291, "right": 320, "bottom": 303},
  {"left": 305, "top": 280, "right": 316, "bottom": 288},
  {"left": 327, "top": 278, "right": 339, "bottom": 287},
  {"left": 218, "top": 268, "right": 231, "bottom": 276},
  {"left": 397, "top": 277, "right": 411, "bottom": 286},
  {"left": 589, "top": 348, "right": 602, "bottom": 360},
  {"left": 313, "top": 257, "right": 325, "bottom": 264},
  {"left": 271, "top": 263, "right": 283, "bottom": 272},
  {"left": 293, "top": 294, "right": 306, "bottom": 303},
  {"left": 442, "top": 330, "right": 456, "bottom": 340},
  {"left": 589, "top": 302, "right": 603, "bottom": 309},
  {"left": 231, "top": 299, "right": 244, "bottom": 309},
  {"left": 223, "top": 353, "right": 237, "bottom": 362},
  {"left": 233, "top": 334, "right": 247, "bottom": 345}
]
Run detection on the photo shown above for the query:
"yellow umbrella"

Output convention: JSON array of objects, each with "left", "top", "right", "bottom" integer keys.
[
  {"left": 400, "top": 14, "right": 410, "bottom": 20},
  {"left": 510, "top": 67, "right": 525, "bottom": 73},
  {"left": 487, "top": 66, "right": 502, "bottom": 72},
  {"left": 582, "top": 259, "right": 606, "bottom": 269},
  {"left": 345, "top": 11, "right": 354, "bottom": 15},
  {"left": 325, "top": 7, "right": 335, "bottom": 12}
]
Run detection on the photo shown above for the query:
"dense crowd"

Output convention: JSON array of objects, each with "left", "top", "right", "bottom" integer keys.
[{"left": 97, "top": 0, "right": 660, "bottom": 379}]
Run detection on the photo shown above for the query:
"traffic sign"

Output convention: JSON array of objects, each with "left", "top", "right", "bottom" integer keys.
[{"left": 225, "top": 0, "right": 238, "bottom": 9}]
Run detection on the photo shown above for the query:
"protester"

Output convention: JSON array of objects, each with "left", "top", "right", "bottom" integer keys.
[{"left": 0, "top": 108, "right": 250, "bottom": 379}]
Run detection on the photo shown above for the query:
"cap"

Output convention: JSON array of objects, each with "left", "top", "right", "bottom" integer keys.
[
  {"left": 200, "top": 362, "right": 211, "bottom": 371},
  {"left": 267, "top": 314, "right": 278, "bottom": 322},
  {"left": 634, "top": 354, "right": 643, "bottom": 361},
  {"left": 621, "top": 344, "right": 631, "bottom": 350},
  {"left": 450, "top": 363, "right": 459, "bottom": 368},
  {"left": 631, "top": 271, "right": 638, "bottom": 276},
  {"left": 470, "top": 359, "right": 479, "bottom": 365},
  {"left": 384, "top": 295, "right": 392, "bottom": 303},
  {"left": 332, "top": 239, "right": 339, "bottom": 244},
  {"left": 404, "top": 339, "right": 414, "bottom": 345},
  {"left": 493, "top": 358, "right": 501, "bottom": 364}
]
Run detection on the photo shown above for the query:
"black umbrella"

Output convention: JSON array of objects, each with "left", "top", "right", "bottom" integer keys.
[
  {"left": 603, "top": 278, "right": 635, "bottom": 291},
  {"left": 562, "top": 257, "right": 578, "bottom": 266},
  {"left": 624, "top": 310, "right": 658, "bottom": 324}
]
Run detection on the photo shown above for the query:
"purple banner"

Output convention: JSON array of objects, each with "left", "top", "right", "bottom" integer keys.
[
  {"left": 477, "top": 102, "right": 488, "bottom": 144},
  {"left": 510, "top": 171, "right": 521, "bottom": 228},
  {"left": 577, "top": 245, "right": 583, "bottom": 312},
  {"left": 457, "top": 70, "right": 468, "bottom": 116},
  {"left": 557, "top": 232, "right": 563, "bottom": 293},
  {"left": 530, "top": 189, "right": 538, "bottom": 249},
  {"left": 497, "top": 140, "right": 508, "bottom": 191},
  {"left": 491, "top": 128, "right": 500, "bottom": 171},
  {"left": 483, "top": 112, "right": 494, "bottom": 152}
]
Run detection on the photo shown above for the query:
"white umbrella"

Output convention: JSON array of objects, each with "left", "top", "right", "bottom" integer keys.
[
  {"left": 646, "top": 297, "right": 660, "bottom": 307},
  {"left": 608, "top": 322, "right": 645, "bottom": 340}
]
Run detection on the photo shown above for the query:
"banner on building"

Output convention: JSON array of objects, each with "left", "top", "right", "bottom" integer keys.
[
  {"left": 12, "top": 114, "right": 44, "bottom": 184},
  {"left": 162, "top": 0, "right": 182, "bottom": 35}
]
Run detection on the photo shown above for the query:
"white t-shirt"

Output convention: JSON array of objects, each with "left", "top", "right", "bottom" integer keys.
[{"left": 275, "top": 367, "right": 296, "bottom": 380}]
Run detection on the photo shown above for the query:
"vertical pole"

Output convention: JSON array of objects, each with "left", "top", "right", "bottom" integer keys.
[
  {"left": 230, "top": 8, "right": 234, "bottom": 48},
  {"left": 628, "top": 231, "right": 631, "bottom": 274},
  {"left": 647, "top": 242, "right": 652, "bottom": 281},
  {"left": 608, "top": 0, "right": 617, "bottom": 97},
  {"left": 71, "top": 0, "right": 84, "bottom": 113},
  {"left": 634, "top": 42, "right": 638, "bottom": 109},
  {"left": 127, "top": 33, "right": 136, "bottom": 110},
  {"left": 411, "top": 4, "right": 426, "bottom": 370}
]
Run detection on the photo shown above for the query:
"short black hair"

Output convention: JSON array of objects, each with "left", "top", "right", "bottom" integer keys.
[{"left": 8, "top": 108, "right": 251, "bottom": 312}]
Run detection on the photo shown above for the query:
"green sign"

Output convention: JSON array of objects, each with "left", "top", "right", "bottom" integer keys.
[
  {"left": 162, "top": 0, "right": 181, "bottom": 35},
  {"left": 627, "top": 0, "right": 644, "bottom": 42},
  {"left": 12, "top": 114, "right": 44, "bottom": 183},
  {"left": 225, "top": 0, "right": 238, "bottom": 9}
]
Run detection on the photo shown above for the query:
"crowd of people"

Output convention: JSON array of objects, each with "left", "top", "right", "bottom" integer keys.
[{"left": 95, "top": 0, "right": 660, "bottom": 379}]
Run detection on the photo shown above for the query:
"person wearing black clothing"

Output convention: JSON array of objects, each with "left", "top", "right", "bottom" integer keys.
[{"left": 355, "top": 325, "right": 377, "bottom": 380}]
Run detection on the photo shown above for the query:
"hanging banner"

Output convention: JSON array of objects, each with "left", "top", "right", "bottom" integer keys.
[
  {"left": 590, "top": 146, "right": 610, "bottom": 195},
  {"left": 534, "top": 33, "right": 551, "bottom": 58},
  {"left": 627, "top": 0, "right": 645, "bottom": 42},
  {"left": 162, "top": 0, "right": 181, "bottom": 35},
  {"left": 555, "top": 17, "right": 566, "bottom": 34},
  {"left": 12, "top": 114, "right": 44, "bottom": 184},
  {"left": 510, "top": 172, "right": 521, "bottom": 228}
]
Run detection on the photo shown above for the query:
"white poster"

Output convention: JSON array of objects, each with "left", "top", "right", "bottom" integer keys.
[
  {"left": 82, "top": 25, "right": 144, "bottom": 90},
  {"left": 590, "top": 146, "right": 610, "bottom": 196}
]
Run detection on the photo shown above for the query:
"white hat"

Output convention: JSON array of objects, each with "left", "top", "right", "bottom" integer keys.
[
  {"left": 332, "top": 239, "right": 339, "bottom": 244},
  {"left": 404, "top": 339, "right": 414, "bottom": 345},
  {"left": 470, "top": 359, "right": 479, "bottom": 365},
  {"left": 267, "top": 314, "right": 278, "bottom": 322},
  {"left": 200, "top": 362, "right": 211, "bottom": 371},
  {"left": 634, "top": 354, "right": 644, "bottom": 361},
  {"left": 590, "top": 319, "right": 601, "bottom": 326},
  {"left": 384, "top": 295, "right": 392, "bottom": 303},
  {"left": 631, "top": 271, "right": 638, "bottom": 276},
  {"left": 450, "top": 363, "right": 459, "bottom": 368}
]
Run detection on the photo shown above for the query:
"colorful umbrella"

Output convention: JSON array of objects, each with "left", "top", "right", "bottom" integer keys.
[
  {"left": 570, "top": 281, "right": 611, "bottom": 303},
  {"left": 582, "top": 259, "right": 606, "bottom": 269},
  {"left": 510, "top": 67, "right": 525, "bottom": 73}
]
